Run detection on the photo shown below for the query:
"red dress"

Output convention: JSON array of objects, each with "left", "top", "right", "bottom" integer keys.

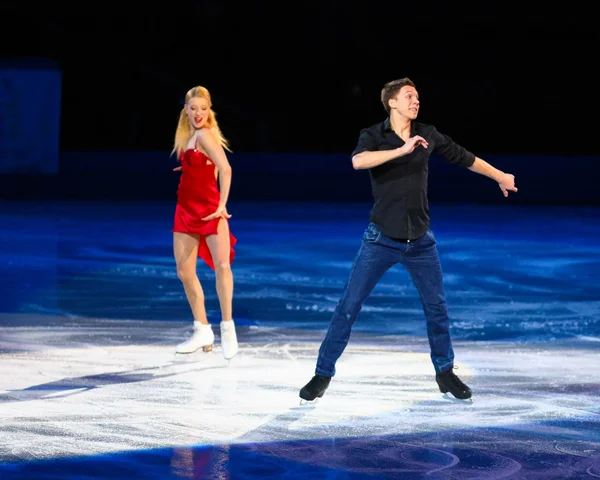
[{"left": 172, "top": 149, "right": 236, "bottom": 270}]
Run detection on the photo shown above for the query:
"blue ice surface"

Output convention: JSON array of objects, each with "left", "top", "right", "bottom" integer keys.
[
  {"left": 1, "top": 199, "right": 600, "bottom": 479},
  {"left": 1, "top": 418, "right": 599, "bottom": 479},
  {"left": 1, "top": 199, "right": 599, "bottom": 343}
]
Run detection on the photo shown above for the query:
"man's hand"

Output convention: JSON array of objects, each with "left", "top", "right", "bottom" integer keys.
[
  {"left": 173, "top": 166, "right": 182, "bottom": 172},
  {"left": 498, "top": 173, "right": 517, "bottom": 197},
  {"left": 400, "top": 135, "right": 429, "bottom": 155},
  {"left": 202, "top": 204, "right": 231, "bottom": 221}
]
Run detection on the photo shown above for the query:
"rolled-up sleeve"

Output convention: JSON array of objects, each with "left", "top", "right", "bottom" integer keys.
[
  {"left": 351, "top": 128, "right": 378, "bottom": 157},
  {"left": 432, "top": 128, "right": 475, "bottom": 168}
]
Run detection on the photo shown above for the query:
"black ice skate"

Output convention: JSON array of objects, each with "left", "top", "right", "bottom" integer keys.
[
  {"left": 436, "top": 367, "right": 472, "bottom": 400},
  {"left": 299, "top": 375, "right": 331, "bottom": 405}
]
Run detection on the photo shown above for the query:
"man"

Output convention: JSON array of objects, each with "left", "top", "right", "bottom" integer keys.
[{"left": 299, "top": 78, "right": 517, "bottom": 402}]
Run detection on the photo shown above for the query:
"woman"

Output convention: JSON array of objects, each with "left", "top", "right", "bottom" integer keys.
[{"left": 171, "top": 86, "right": 238, "bottom": 360}]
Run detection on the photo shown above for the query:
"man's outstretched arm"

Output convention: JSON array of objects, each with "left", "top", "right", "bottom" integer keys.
[
  {"left": 468, "top": 157, "right": 517, "bottom": 197},
  {"left": 432, "top": 129, "right": 518, "bottom": 198}
]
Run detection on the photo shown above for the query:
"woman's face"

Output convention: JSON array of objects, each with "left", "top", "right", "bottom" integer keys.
[{"left": 186, "top": 96, "right": 210, "bottom": 129}]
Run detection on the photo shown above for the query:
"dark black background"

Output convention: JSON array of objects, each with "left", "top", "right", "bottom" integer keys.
[{"left": 1, "top": 2, "right": 596, "bottom": 155}]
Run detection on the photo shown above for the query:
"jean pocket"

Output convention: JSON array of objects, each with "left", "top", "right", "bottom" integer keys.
[{"left": 363, "top": 223, "right": 380, "bottom": 243}]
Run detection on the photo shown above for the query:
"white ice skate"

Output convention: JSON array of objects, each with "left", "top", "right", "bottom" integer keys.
[
  {"left": 220, "top": 320, "right": 238, "bottom": 361},
  {"left": 175, "top": 322, "right": 214, "bottom": 354}
]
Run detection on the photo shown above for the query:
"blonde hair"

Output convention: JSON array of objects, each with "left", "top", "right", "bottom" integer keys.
[{"left": 172, "top": 86, "right": 231, "bottom": 158}]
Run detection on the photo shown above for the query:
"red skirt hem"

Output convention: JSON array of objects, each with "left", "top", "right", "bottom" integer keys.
[{"left": 172, "top": 217, "right": 236, "bottom": 271}]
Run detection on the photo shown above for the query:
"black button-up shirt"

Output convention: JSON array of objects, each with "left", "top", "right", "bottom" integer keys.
[{"left": 352, "top": 117, "right": 476, "bottom": 240}]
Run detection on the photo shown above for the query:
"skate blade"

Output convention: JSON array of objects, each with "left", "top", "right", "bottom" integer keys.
[
  {"left": 173, "top": 345, "right": 214, "bottom": 361},
  {"left": 224, "top": 354, "right": 238, "bottom": 366},
  {"left": 175, "top": 344, "right": 213, "bottom": 354},
  {"left": 441, "top": 392, "right": 473, "bottom": 403},
  {"left": 299, "top": 397, "right": 320, "bottom": 407}
]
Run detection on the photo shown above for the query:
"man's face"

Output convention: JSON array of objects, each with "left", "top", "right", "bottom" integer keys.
[{"left": 389, "top": 86, "right": 420, "bottom": 120}]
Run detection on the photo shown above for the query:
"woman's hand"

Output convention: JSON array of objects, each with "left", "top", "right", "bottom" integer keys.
[{"left": 202, "top": 204, "right": 231, "bottom": 221}]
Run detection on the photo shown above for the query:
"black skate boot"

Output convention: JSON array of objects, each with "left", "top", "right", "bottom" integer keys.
[
  {"left": 436, "top": 367, "right": 472, "bottom": 400},
  {"left": 299, "top": 375, "right": 331, "bottom": 404}
]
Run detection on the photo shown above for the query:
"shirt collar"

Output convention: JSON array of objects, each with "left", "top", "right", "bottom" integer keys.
[{"left": 384, "top": 116, "right": 417, "bottom": 135}]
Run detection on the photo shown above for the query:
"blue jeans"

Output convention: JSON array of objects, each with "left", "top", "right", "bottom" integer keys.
[{"left": 316, "top": 223, "right": 454, "bottom": 376}]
